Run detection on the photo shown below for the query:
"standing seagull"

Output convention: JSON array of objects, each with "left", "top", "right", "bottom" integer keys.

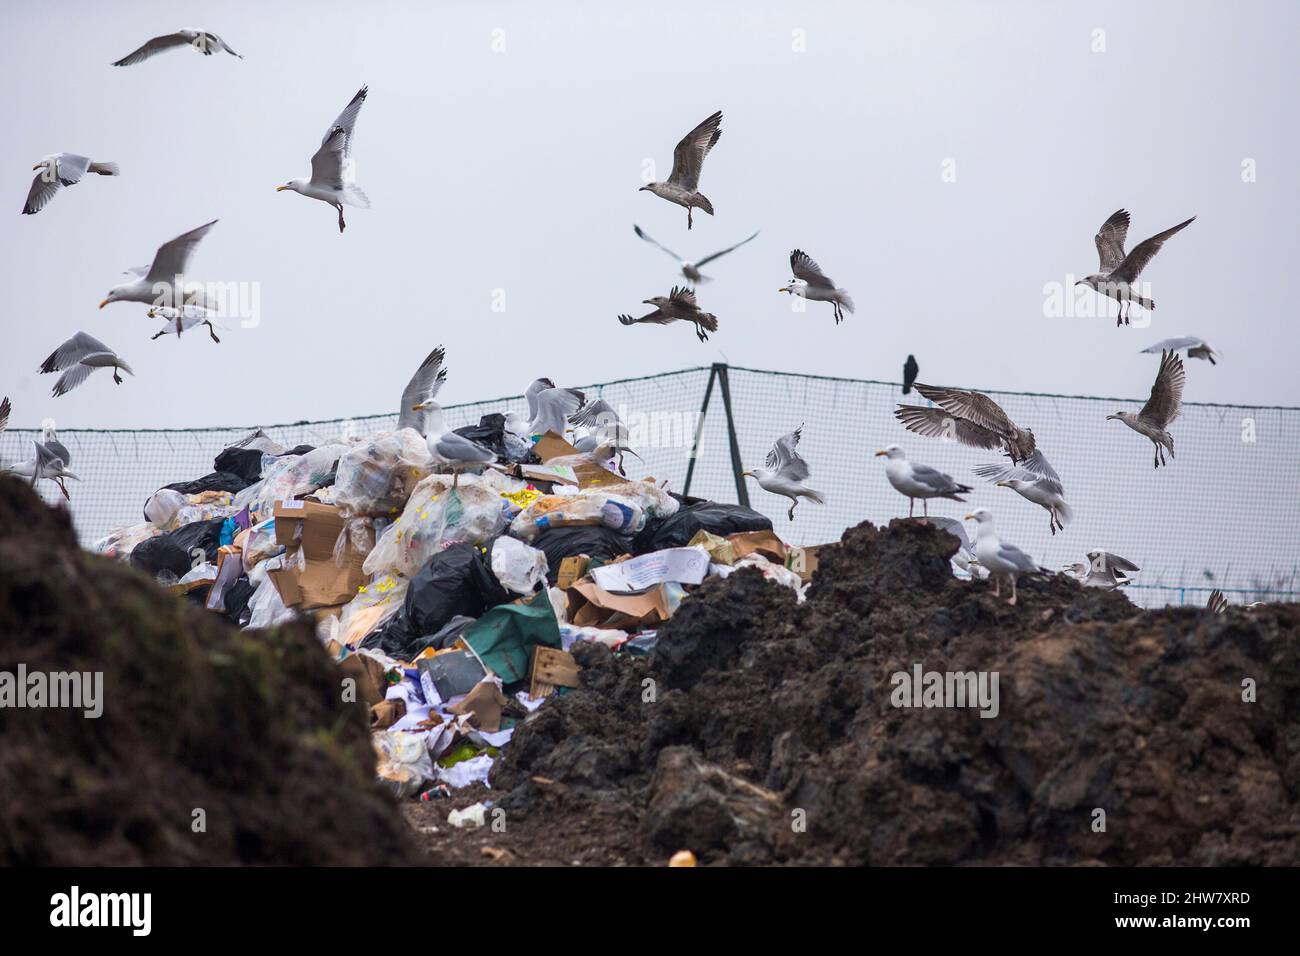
[
  {"left": 964, "top": 508, "right": 1039, "bottom": 605},
  {"left": 99, "top": 219, "right": 219, "bottom": 311},
  {"left": 1141, "top": 336, "right": 1218, "bottom": 365},
  {"left": 896, "top": 383, "right": 1038, "bottom": 465},
  {"left": 40, "top": 332, "right": 133, "bottom": 396},
  {"left": 618, "top": 287, "right": 719, "bottom": 341},
  {"left": 1063, "top": 550, "right": 1140, "bottom": 589},
  {"left": 639, "top": 110, "right": 722, "bottom": 230},
  {"left": 22, "top": 154, "right": 118, "bottom": 215},
  {"left": 112, "top": 30, "right": 242, "bottom": 66},
  {"left": 1076, "top": 209, "right": 1196, "bottom": 326},
  {"left": 398, "top": 347, "right": 448, "bottom": 437},
  {"left": 277, "top": 86, "right": 370, "bottom": 233},
  {"left": 778, "top": 250, "right": 854, "bottom": 324},
  {"left": 743, "top": 425, "right": 826, "bottom": 521},
  {"left": 874, "top": 445, "right": 972, "bottom": 520},
  {"left": 973, "top": 450, "right": 1071, "bottom": 535},
  {"left": 902, "top": 355, "right": 919, "bottom": 395},
  {"left": 633, "top": 225, "right": 759, "bottom": 283},
  {"left": 1107, "top": 349, "right": 1184, "bottom": 468}
]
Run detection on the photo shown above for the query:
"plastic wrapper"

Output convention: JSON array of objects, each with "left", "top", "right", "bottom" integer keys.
[
  {"left": 337, "top": 573, "right": 409, "bottom": 646},
  {"left": 508, "top": 492, "right": 644, "bottom": 542},
  {"left": 333, "top": 428, "right": 433, "bottom": 518},
  {"left": 144, "top": 489, "right": 187, "bottom": 528},
  {"left": 490, "top": 535, "right": 549, "bottom": 594},
  {"left": 94, "top": 522, "right": 161, "bottom": 559},
  {"left": 245, "top": 559, "right": 297, "bottom": 629},
  {"left": 256, "top": 443, "right": 347, "bottom": 514},
  {"left": 363, "top": 473, "right": 509, "bottom": 579},
  {"left": 731, "top": 553, "right": 808, "bottom": 602},
  {"left": 240, "top": 517, "right": 284, "bottom": 571},
  {"left": 374, "top": 730, "right": 435, "bottom": 800}
]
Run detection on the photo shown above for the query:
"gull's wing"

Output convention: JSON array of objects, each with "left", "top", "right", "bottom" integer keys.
[
  {"left": 973, "top": 450, "right": 1063, "bottom": 495},
  {"left": 926, "top": 516, "right": 973, "bottom": 555},
  {"left": 1111, "top": 217, "right": 1195, "bottom": 283},
  {"left": 22, "top": 172, "right": 62, "bottom": 215},
  {"left": 33, "top": 440, "right": 63, "bottom": 471},
  {"left": 694, "top": 230, "right": 760, "bottom": 268},
  {"left": 145, "top": 220, "right": 218, "bottom": 283},
  {"left": 910, "top": 463, "right": 964, "bottom": 495},
  {"left": 1087, "top": 550, "right": 1140, "bottom": 573},
  {"left": 618, "top": 308, "right": 672, "bottom": 326},
  {"left": 0, "top": 396, "right": 9, "bottom": 433},
  {"left": 633, "top": 225, "right": 684, "bottom": 263},
  {"left": 895, "top": 405, "right": 1004, "bottom": 451},
  {"left": 1094, "top": 208, "right": 1130, "bottom": 272},
  {"left": 789, "top": 249, "right": 835, "bottom": 289},
  {"left": 40, "top": 332, "right": 113, "bottom": 373},
  {"left": 570, "top": 398, "right": 620, "bottom": 428},
  {"left": 53, "top": 154, "right": 92, "bottom": 185},
  {"left": 123, "top": 264, "right": 151, "bottom": 277},
  {"left": 433, "top": 432, "right": 495, "bottom": 464},
  {"left": 310, "top": 86, "right": 367, "bottom": 188},
  {"left": 51, "top": 363, "right": 99, "bottom": 397},
  {"left": 667, "top": 110, "right": 722, "bottom": 191},
  {"left": 1139, "top": 350, "right": 1184, "bottom": 428},
  {"left": 667, "top": 286, "right": 699, "bottom": 313},
  {"left": 397, "top": 347, "right": 447, "bottom": 430},
  {"left": 912, "top": 383, "right": 1018, "bottom": 437},
  {"left": 766, "top": 425, "right": 811, "bottom": 481},
  {"left": 997, "top": 541, "right": 1039, "bottom": 573},
  {"left": 205, "top": 32, "right": 242, "bottom": 57},
  {"left": 1141, "top": 336, "right": 1206, "bottom": 353},
  {"left": 112, "top": 33, "right": 193, "bottom": 66},
  {"left": 531, "top": 388, "right": 586, "bottom": 434}
]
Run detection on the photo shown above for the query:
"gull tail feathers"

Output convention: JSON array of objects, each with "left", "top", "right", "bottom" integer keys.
[
  {"left": 693, "top": 194, "right": 714, "bottom": 216},
  {"left": 343, "top": 184, "right": 371, "bottom": 208},
  {"left": 839, "top": 292, "right": 856, "bottom": 314},
  {"left": 802, "top": 488, "right": 826, "bottom": 505},
  {"left": 1055, "top": 500, "right": 1074, "bottom": 525}
]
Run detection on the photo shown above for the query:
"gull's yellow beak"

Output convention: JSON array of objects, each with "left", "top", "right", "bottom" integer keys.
[
  {"left": 995, "top": 480, "right": 1008, "bottom": 487},
  {"left": 874, "top": 450, "right": 887, "bottom": 457},
  {"left": 963, "top": 513, "right": 975, "bottom": 521},
  {"left": 275, "top": 185, "right": 289, "bottom": 192},
  {"left": 777, "top": 286, "right": 790, "bottom": 293},
  {"left": 98, "top": 299, "right": 109, "bottom": 309}
]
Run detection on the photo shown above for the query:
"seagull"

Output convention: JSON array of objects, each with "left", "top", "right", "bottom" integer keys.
[
  {"left": 398, "top": 347, "right": 448, "bottom": 437},
  {"left": 148, "top": 306, "right": 222, "bottom": 343},
  {"left": 964, "top": 508, "right": 1038, "bottom": 605},
  {"left": 778, "top": 250, "right": 854, "bottom": 324},
  {"left": 3, "top": 440, "right": 81, "bottom": 500},
  {"left": 743, "top": 425, "right": 825, "bottom": 521},
  {"left": 925, "top": 515, "right": 981, "bottom": 577},
  {"left": 1205, "top": 590, "right": 1228, "bottom": 615},
  {"left": 427, "top": 431, "right": 497, "bottom": 489},
  {"left": 639, "top": 110, "right": 722, "bottom": 229},
  {"left": 874, "top": 445, "right": 972, "bottom": 520},
  {"left": 569, "top": 399, "right": 638, "bottom": 474},
  {"left": 632, "top": 225, "right": 759, "bottom": 283},
  {"left": 112, "top": 30, "right": 242, "bottom": 66},
  {"left": 618, "top": 286, "right": 718, "bottom": 341},
  {"left": 1141, "top": 336, "right": 1218, "bottom": 365},
  {"left": 1076, "top": 209, "right": 1196, "bottom": 326},
  {"left": 0, "top": 396, "right": 8, "bottom": 434},
  {"left": 40, "top": 332, "right": 133, "bottom": 396},
  {"left": 972, "top": 450, "right": 1071, "bottom": 535},
  {"left": 1107, "top": 349, "right": 1184, "bottom": 468},
  {"left": 902, "top": 355, "right": 919, "bottom": 395},
  {"left": 99, "top": 219, "right": 218, "bottom": 311},
  {"left": 1063, "top": 550, "right": 1139, "bottom": 589},
  {"left": 277, "top": 86, "right": 370, "bottom": 233},
  {"left": 525, "top": 378, "right": 586, "bottom": 437},
  {"left": 22, "top": 154, "right": 118, "bottom": 215},
  {"left": 896, "top": 383, "right": 1038, "bottom": 465},
  {"left": 39, "top": 418, "right": 71, "bottom": 466}
]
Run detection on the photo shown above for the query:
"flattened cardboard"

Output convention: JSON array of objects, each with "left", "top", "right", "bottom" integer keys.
[
  {"left": 529, "top": 646, "right": 581, "bottom": 698},
  {"left": 567, "top": 579, "right": 673, "bottom": 629},
  {"left": 447, "top": 680, "right": 509, "bottom": 732},
  {"left": 786, "top": 544, "right": 825, "bottom": 583},
  {"left": 729, "top": 530, "right": 787, "bottom": 563}
]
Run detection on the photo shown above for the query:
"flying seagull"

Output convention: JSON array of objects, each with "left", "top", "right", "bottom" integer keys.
[
  {"left": 40, "top": 332, "right": 133, "bottom": 396},
  {"left": 112, "top": 30, "right": 242, "bottom": 66},
  {"left": 569, "top": 399, "right": 636, "bottom": 473},
  {"left": 148, "top": 306, "right": 222, "bottom": 343},
  {"left": 874, "top": 445, "right": 972, "bottom": 520},
  {"left": 1063, "top": 550, "right": 1139, "bottom": 589},
  {"left": 525, "top": 378, "right": 587, "bottom": 437},
  {"left": 2, "top": 440, "right": 81, "bottom": 500},
  {"left": 743, "top": 425, "right": 826, "bottom": 521},
  {"left": 896, "top": 383, "right": 1038, "bottom": 466},
  {"left": 902, "top": 355, "right": 919, "bottom": 395},
  {"left": 1107, "top": 349, "right": 1184, "bottom": 468},
  {"left": 22, "top": 154, "right": 118, "bottom": 215},
  {"left": 39, "top": 419, "right": 71, "bottom": 466},
  {"left": 639, "top": 110, "right": 722, "bottom": 229},
  {"left": 100, "top": 219, "right": 218, "bottom": 311},
  {"left": 973, "top": 450, "right": 1071, "bottom": 535},
  {"left": 1076, "top": 209, "right": 1196, "bottom": 326},
  {"left": 398, "top": 347, "right": 448, "bottom": 437},
  {"left": 618, "top": 286, "right": 718, "bottom": 341},
  {"left": 779, "top": 250, "right": 854, "bottom": 324},
  {"left": 277, "top": 86, "right": 370, "bottom": 233},
  {"left": 632, "top": 225, "right": 759, "bottom": 283},
  {"left": 1141, "top": 336, "right": 1218, "bottom": 365},
  {"left": 964, "top": 508, "right": 1039, "bottom": 605}
]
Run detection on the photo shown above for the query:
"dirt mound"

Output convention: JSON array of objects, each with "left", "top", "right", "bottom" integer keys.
[
  {"left": 0, "top": 477, "right": 417, "bottom": 865},
  {"left": 478, "top": 518, "right": 1300, "bottom": 865}
]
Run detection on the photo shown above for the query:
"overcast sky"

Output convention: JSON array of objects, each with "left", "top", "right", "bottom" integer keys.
[{"left": 1, "top": 0, "right": 1295, "bottom": 429}]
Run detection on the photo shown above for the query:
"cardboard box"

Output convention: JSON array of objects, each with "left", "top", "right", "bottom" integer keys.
[
  {"left": 273, "top": 498, "right": 348, "bottom": 560},
  {"left": 567, "top": 579, "right": 675, "bottom": 629},
  {"left": 730, "top": 530, "right": 787, "bottom": 564},
  {"left": 529, "top": 646, "right": 581, "bottom": 699},
  {"left": 556, "top": 555, "right": 591, "bottom": 590}
]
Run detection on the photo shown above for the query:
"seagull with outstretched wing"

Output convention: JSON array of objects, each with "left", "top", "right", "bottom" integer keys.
[
  {"left": 743, "top": 425, "right": 826, "bottom": 521},
  {"left": 896, "top": 383, "right": 1037, "bottom": 464},
  {"left": 277, "top": 86, "right": 370, "bottom": 232},
  {"left": 398, "top": 347, "right": 448, "bottom": 437},
  {"left": 618, "top": 286, "right": 719, "bottom": 341},
  {"left": 1107, "top": 349, "right": 1185, "bottom": 468},
  {"left": 1076, "top": 209, "right": 1195, "bottom": 325},
  {"left": 112, "top": 29, "right": 242, "bottom": 67},
  {"left": 778, "top": 250, "right": 854, "bottom": 324},
  {"left": 633, "top": 224, "right": 758, "bottom": 282},
  {"left": 639, "top": 111, "right": 723, "bottom": 229},
  {"left": 99, "top": 219, "right": 219, "bottom": 310}
]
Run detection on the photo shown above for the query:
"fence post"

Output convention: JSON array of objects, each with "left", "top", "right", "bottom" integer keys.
[
  {"left": 683, "top": 366, "right": 718, "bottom": 498},
  {"left": 716, "top": 365, "right": 750, "bottom": 507}
]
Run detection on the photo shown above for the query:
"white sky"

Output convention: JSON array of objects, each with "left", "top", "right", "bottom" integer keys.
[{"left": 1, "top": 0, "right": 1296, "bottom": 429}]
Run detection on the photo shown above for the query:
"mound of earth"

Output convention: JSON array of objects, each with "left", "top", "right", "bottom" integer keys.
[
  {"left": 452, "top": 518, "right": 1299, "bottom": 866},
  {"left": 0, "top": 477, "right": 417, "bottom": 865}
]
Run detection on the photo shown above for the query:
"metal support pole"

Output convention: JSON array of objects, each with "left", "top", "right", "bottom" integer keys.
[
  {"left": 682, "top": 365, "right": 718, "bottom": 498},
  {"left": 716, "top": 364, "right": 750, "bottom": 507}
]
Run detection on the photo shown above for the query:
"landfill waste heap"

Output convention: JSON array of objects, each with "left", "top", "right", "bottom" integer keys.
[{"left": 4, "top": 416, "right": 1298, "bottom": 866}]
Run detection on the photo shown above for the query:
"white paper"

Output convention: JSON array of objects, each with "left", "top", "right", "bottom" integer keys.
[{"left": 590, "top": 547, "right": 709, "bottom": 593}]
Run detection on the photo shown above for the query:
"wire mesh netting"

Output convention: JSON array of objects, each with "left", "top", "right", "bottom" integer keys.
[{"left": 4, "top": 364, "right": 1297, "bottom": 609}]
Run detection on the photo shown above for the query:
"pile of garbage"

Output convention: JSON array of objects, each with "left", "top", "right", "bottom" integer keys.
[
  {"left": 89, "top": 420, "right": 813, "bottom": 819},
  {"left": 0, "top": 476, "right": 417, "bottom": 865}
]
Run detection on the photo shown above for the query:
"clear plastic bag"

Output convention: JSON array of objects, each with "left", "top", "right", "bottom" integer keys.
[
  {"left": 363, "top": 473, "right": 509, "bottom": 579},
  {"left": 374, "top": 730, "right": 434, "bottom": 800},
  {"left": 245, "top": 563, "right": 297, "bottom": 629},
  {"left": 240, "top": 517, "right": 284, "bottom": 571},
  {"left": 258, "top": 444, "right": 348, "bottom": 512},
  {"left": 93, "top": 522, "right": 162, "bottom": 559},
  {"left": 508, "top": 491, "right": 644, "bottom": 542},
  {"left": 338, "top": 572, "right": 409, "bottom": 645},
  {"left": 333, "top": 428, "right": 434, "bottom": 519},
  {"left": 490, "top": 535, "right": 549, "bottom": 594},
  {"left": 144, "top": 489, "right": 187, "bottom": 527}
]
